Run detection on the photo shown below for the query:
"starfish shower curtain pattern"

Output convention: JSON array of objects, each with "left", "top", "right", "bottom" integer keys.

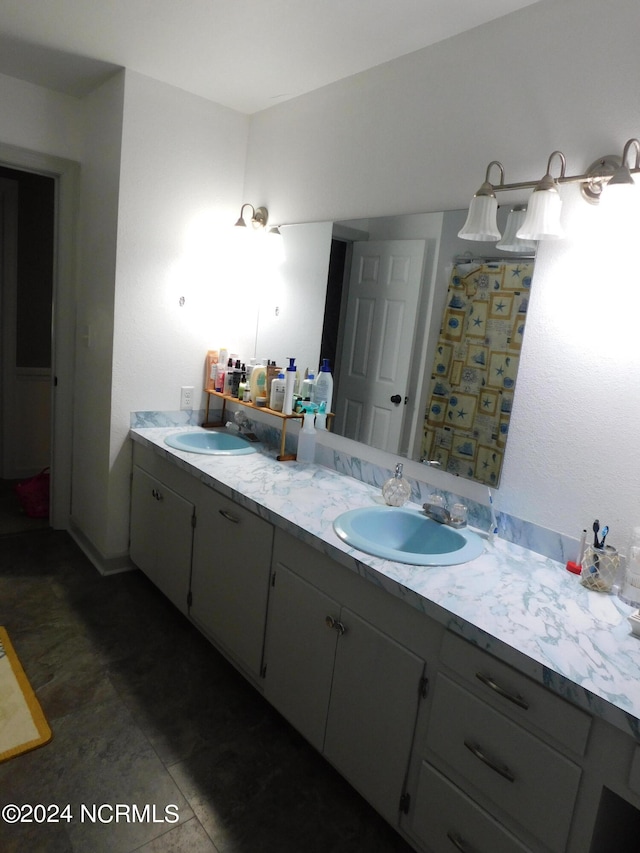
[{"left": 421, "top": 259, "right": 533, "bottom": 486}]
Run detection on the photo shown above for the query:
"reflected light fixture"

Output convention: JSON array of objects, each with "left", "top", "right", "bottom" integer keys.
[
  {"left": 461, "top": 139, "right": 640, "bottom": 245},
  {"left": 458, "top": 161, "right": 504, "bottom": 240},
  {"left": 496, "top": 206, "right": 537, "bottom": 253}
]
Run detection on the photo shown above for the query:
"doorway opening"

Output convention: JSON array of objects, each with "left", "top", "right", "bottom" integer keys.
[{"left": 0, "top": 166, "right": 55, "bottom": 532}]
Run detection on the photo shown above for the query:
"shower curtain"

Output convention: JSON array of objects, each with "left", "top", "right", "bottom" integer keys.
[{"left": 420, "top": 259, "right": 533, "bottom": 487}]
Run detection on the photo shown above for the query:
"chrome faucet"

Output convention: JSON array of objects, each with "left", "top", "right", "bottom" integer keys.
[
  {"left": 423, "top": 495, "right": 468, "bottom": 528},
  {"left": 423, "top": 501, "right": 451, "bottom": 525},
  {"left": 422, "top": 495, "right": 451, "bottom": 524}
]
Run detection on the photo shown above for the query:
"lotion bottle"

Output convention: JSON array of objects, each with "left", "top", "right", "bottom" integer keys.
[
  {"left": 313, "top": 358, "right": 333, "bottom": 412},
  {"left": 283, "top": 357, "right": 297, "bottom": 415},
  {"left": 270, "top": 372, "right": 286, "bottom": 411},
  {"left": 296, "top": 412, "right": 317, "bottom": 463}
]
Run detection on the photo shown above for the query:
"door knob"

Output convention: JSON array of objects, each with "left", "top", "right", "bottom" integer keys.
[{"left": 390, "top": 394, "right": 402, "bottom": 405}]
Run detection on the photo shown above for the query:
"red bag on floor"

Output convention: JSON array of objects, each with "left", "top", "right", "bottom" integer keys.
[{"left": 14, "top": 468, "right": 50, "bottom": 518}]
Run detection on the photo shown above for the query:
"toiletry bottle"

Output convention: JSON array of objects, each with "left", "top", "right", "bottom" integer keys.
[
  {"left": 296, "top": 412, "right": 317, "bottom": 463},
  {"left": 270, "top": 372, "right": 286, "bottom": 411},
  {"left": 283, "top": 357, "right": 297, "bottom": 415},
  {"left": 313, "top": 358, "right": 333, "bottom": 412},
  {"left": 315, "top": 401, "right": 327, "bottom": 431},
  {"left": 301, "top": 370, "right": 315, "bottom": 401},
  {"left": 208, "top": 350, "right": 219, "bottom": 388},
  {"left": 250, "top": 364, "right": 267, "bottom": 405},
  {"left": 231, "top": 359, "right": 243, "bottom": 397},
  {"left": 266, "top": 360, "right": 280, "bottom": 399},
  {"left": 382, "top": 463, "right": 411, "bottom": 507},
  {"left": 224, "top": 358, "right": 234, "bottom": 395},
  {"left": 215, "top": 361, "right": 226, "bottom": 393},
  {"left": 238, "top": 372, "right": 247, "bottom": 402}
]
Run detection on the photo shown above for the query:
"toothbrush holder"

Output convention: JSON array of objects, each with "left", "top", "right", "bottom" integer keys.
[{"left": 580, "top": 545, "right": 620, "bottom": 593}]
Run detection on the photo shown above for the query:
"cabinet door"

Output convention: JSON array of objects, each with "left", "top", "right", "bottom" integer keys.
[
  {"left": 323, "top": 607, "right": 426, "bottom": 825},
  {"left": 190, "top": 486, "right": 273, "bottom": 679},
  {"left": 263, "top": 563, "right": 339, "bottom": 752},
  {"left": 130, "top": 465, "right": 194, "bottom": 615}
]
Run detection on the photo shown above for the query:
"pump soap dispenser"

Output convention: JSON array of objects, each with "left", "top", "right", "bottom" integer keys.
[{"left": 382, "top": 463, "right": 411, "bottom": 507}]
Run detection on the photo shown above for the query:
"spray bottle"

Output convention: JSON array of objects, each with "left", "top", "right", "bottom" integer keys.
[{"left": 296, "top": 411, "right": 317, "bottom": 463}]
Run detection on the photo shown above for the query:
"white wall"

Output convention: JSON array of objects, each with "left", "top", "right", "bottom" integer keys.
[
  {"left": 106, "top": 71, "right": 250, "bottom": 557},
  {"left": 243, "top": 0, "right": 640, "bottom": 547},
  {"left": 71, "top": 72, "right": 125, "bottom": 557},
  {"left": 0, "top": 71, "right": 83, "bottom": 161}
]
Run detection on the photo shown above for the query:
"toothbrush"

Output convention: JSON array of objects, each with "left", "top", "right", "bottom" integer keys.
[
  {"left": 600, "top": 525, "right": 609, "bottom": 548},
  {"left": 593, "top": 519, "right": 600, "bottom": 549},
  {"left": 577, "top": 529, "right": 587, "bottom": 564},
  {"left": 488, "top": 488, "right": 498, "bottom": 542}
]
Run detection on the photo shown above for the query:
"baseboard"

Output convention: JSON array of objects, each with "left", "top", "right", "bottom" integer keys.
[{"left": 68, "top": 518, "right": 135, "bottom": 576}]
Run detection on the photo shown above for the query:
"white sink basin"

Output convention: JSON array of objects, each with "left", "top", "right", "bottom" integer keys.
[
  {"left": 333, "top": 505, "right": 484, "bottom": 566},
  {"left": 164, "top": 428, "right": 257, "bottom": 456}
]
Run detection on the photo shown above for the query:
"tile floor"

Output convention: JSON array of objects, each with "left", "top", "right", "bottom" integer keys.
[{"left": 0, "top": 528, "right": 415, "bottom": 853}]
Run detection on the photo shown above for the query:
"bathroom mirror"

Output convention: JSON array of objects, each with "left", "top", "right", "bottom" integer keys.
[{"left": 254, "top": 207, "right": 536, "bottom": 487}]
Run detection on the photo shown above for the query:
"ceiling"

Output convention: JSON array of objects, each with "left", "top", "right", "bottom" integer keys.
[{"left": 0, "top": 0, "right": 543, "bottom": 114}]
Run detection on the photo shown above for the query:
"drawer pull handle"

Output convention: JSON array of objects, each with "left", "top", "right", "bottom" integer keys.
[
  {"left": 446, "top": 831, "right": 478, "bottom": 853},
  {"left": 476, "top": 672, "right": 529, "bottom": 710},
  {"left": 219, "top": 509, "right": 240, "bottom": 524},
  {"left": 464, "top": 740, "right": 515, "bottom": 783}
]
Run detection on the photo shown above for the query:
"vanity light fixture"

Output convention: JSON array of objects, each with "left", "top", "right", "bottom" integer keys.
[
  {"left": 234, "top": 203, "right": 269, "bottom": 230},
  {"left": 516, "top": 151, "right": 566, "bottom": 240},
  {"left": 592, "top": 138, "right": 640, "bottom": 209},
  {"left": 460, "top": 139, "right": 640, "bottom": 245},
  {"left": 458, "top": 161, "right": 504, "bottom": 241}
]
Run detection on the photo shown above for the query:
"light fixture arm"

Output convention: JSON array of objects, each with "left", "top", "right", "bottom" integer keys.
[{"left": 621, "top": 138, "right": 640, "bottom": 170}]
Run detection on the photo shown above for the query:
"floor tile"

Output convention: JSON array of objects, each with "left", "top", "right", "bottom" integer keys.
[
  {"left": 135, "top": 817, "right": 218, "bottom": 852},
  {"left": 0, "top": 531, "right": 416, "bottom": 853}
]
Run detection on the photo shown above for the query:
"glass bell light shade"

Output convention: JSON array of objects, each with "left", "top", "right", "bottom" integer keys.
[
  {"left": 600, "top": 164, "right": 639, "bottom": 218},
  {"left": 458, "top": 193, "right": 501, "bottom": 241},
  {"left": 516, "top": 184, "right": 564, "bottom": 240},
  {"left": 496, "top": 207, "right": 537, "bottom": 252}
]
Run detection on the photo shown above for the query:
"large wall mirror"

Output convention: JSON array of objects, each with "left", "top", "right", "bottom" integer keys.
[{"left": 254, "top": 207, "right": 536, "bottom": 487}]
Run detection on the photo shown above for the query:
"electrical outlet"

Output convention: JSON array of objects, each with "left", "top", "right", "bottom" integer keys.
[{"left": 180, "top": 386, "right": 194, "bottom": 410}]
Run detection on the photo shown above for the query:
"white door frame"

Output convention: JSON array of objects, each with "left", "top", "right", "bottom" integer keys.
[{"left": 0, "top": 143, "right": 79, "bottom": 530}]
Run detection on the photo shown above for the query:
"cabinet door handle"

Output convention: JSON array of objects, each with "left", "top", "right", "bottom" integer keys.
[
  {"left": 446, "top": 831, "right": 479, "bottom": 853},
  {"left": 325, "top": 615, "right": 346, "bottom": 635},
  {"left": 463, "top": 740, "right": 515, "bottom": 783},
  {"left": 151, "top": 488, "right": 163, "bottom": 501},
  {"left": 475, "top": 672, "right": 529, "bottom": 710},
  {"left": 218, "top": 509, "right": 240, "bottom": 524}
]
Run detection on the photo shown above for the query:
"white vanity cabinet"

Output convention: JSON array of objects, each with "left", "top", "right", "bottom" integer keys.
[
  {"left": 189, "top": 485, "right": 274, "bottom": 680},
  {"left": 403, "top": 630, "right": 592, "bottom": 853},
  {"left": 130, "top": 447, "right": 198, "bottom": 616},
  {"left": 262, "top": 529, "right": 437, "bottom": 826}
]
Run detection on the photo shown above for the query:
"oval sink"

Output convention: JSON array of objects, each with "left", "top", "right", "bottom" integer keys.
[
  {"left": 333, "top": 505, "right": 484, "bottom": 566},
  {"left": 164, "top": 429, "right": 257, "bottom": 456}
]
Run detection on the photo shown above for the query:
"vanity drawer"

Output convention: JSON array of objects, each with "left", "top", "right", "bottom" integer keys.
[
  {"left": 440, "top": 630, "right": 591, "bottom": 755},
  {"left": 427, "top": 674, "right": 581, "bottom": 853},
  {"left": 412, "top": 761, "right": 532, "bottom": 853}
]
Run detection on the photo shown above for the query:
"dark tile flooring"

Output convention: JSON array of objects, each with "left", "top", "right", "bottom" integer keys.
[{"left": 0, "top": 529, "right": 415, "bottom": 853}]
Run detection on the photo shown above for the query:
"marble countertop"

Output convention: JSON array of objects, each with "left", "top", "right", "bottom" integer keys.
[{"left": 130, "top": 426, "right": 640, "bottom": 738}]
